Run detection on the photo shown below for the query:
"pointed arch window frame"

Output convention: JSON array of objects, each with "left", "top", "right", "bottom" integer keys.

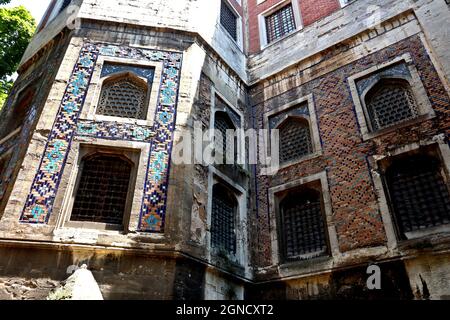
[
  {"left": 275, "top": 115, "right": 315, "bottom": 165},
  {"left": 362, "top": 77, "right": 420, "bottom": 132},
  {"left": 264, "top": 94, "right": 323, "bottom": 170},
  {"left": 83, "top": 56, "right": 162, "bottom": 127},
  {"left": 209, "top": 87, "right": 246, "bottom": 167},
  {"left": 348, "top": 54, "right": 436, "bottom": 141},
  {"left": 206, "top": 167, "right": 249, "bottom": 268},
  {"left": 58, "top": 142, "right": 144, "bottom": 232},
  {"left": 95, "top": 71, "right": 150, "bottom": 120},
  {"left": 70, "top": 152, "right": 135, "bottom": 226},
  {"left": 214, "top": 110, "right": 239, "bottom": 165}
]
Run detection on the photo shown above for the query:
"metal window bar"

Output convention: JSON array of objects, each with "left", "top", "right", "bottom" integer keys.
[
  {"left": 71, "top": 155, "right": 132, "bottom": 225},
  {"left": 214, "top": 112, "right": 237, "bottom": 163},
  {"left": 366, "top": 82, "right": 419, "bottom": 131},
  {"left": 386, "top": 154, "right": 450, "bottom": 238},
  {"left": 220, "top": 1, "right": 238, "bottom": 41},
  {"left": 211, "top": 184, "right": 237, "bottom": 255},
  {"left": 281, "top": 189, "right": 328, "bottom": 260},
  {"left": 265, "top": 4, "right": 296, "bottom": 44},
  {"left": 97, "top": 77, "right": 148, "bottom": 120},
  {"left": 279, "top": 118, "right": 313, "bottom": 164}
]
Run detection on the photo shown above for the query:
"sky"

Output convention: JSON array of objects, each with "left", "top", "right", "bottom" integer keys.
[{"left": 4, "top": 0, "right": 52, "bottom": 24}]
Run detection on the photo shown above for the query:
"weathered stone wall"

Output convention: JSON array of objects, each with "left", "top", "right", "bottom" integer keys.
[
  {"left": 1, "top": 13, "right": 250, "bottom": 299},
  {"left": 247, "top": 3, "right": 450, "bottom": 299},
  {"left": 248, "top": 0, "right": 450, "bottom": 87},
  {"left": 0, "top": 244, "right": 192, "bottom": 300},
  {"left": 246, "top": 260, "right": 415, "bottom": 300},
  {"left": 1, "top": 0, "right": 450, "bottom": 300},
  {"left": 21, "top": 0, "right": 247, "bottom": 81},
  {"left": 0, "top": 31, "right": 73, "bottom": 218}
]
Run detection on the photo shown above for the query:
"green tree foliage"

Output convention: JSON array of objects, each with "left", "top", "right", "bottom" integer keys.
[
  {"left": 0, "top": 5, "right": 36, "bottom": 110},
  {"left": 0, "top": 1, "right": 11, "bottom": 5},
  {"left": 0, "top": 80, "right": 12, "bottom": 109}
]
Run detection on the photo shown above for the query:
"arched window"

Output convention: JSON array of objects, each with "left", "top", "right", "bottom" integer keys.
[
  {"left": 214, "top": 112, "right": 237, "bottom": 163},
  {"left": 278, "top": 117, "right": 313, "bottom": 164},
  {"left": 1, "top": 86, "right": 35, "bottom": 138},
  {"left": 385, "top": 154, "right": 450, "bottom": 238},
  {"left": 97, "top": 75, "right": 148, "bottom": 120},
  {"left": 280, "top": 188, "right": 328, "bottom": 261},
  {"left": 211, "top": 184, "right": 238, "bottom": 255},
  {"left": 365, "top": 79, "right": 419, "bottom": 131},
  {"left": 71, "top": 154, "right": 133, "bottom": 225}
]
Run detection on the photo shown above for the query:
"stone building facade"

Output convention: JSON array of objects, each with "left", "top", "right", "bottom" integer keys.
[{"left": 0, "top": 0, "right": 449, "bottom": 300}]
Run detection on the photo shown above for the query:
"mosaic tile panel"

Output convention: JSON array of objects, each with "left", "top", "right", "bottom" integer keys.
[
  {"left": 76, "top": 120, "right": 153, "bottom": 143},
  {"left": 20, "top": 43, "right": 183, "bottom": 233},
  {"left": 20, "top": 44, "right": 99, "bottom": 224},
  {"left": 101, "top": 63, "right": 155, "bottom": 82}
]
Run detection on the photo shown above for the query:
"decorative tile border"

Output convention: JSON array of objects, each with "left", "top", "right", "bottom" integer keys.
[
  {"left": 1, "top": 36, "right": 68, "bottom": 203},
  {"left": 20, "top": 43, "right": 183, "bottom": 233},
  {"left": 76, "top": 120, "right": 154, "bottom": 143}
]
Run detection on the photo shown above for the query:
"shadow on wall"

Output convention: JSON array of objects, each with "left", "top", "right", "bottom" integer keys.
[{"left": 245, "top": 261, "right": 414, "bottom": 300}]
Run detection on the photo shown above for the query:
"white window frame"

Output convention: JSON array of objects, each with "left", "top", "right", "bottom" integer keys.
[{"left": 258, "top": 0, "right": 302, "bottom": 49}]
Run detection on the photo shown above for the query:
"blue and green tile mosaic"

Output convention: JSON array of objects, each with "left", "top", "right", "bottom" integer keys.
[{"left": 20, "top": 43, "right": 183, "bottom": 233}]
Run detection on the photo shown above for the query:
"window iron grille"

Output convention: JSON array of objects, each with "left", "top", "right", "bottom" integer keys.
[
  {"left": 97, "top": 77, "right": 148, "bottom": 120},
  {"left": 215, "top": 112, "right": 237, "bottom": 163},
  {"left": 386, "top": 154, "right": 450, "bottom": 238},
  {"left": 279, "top": 118, "right": 313, "bottom": 164},
  {"left": 366, "top": 81, "right": 419, "bottom": 131},
  {"left": 71, "top": 154, "right": 132, "bottom": 225},
  {"left": 211, "top": 184, "right": 237, "bottom": 255},
  {"left": 265, "top": 4, "right": 296, "bottom": 44},
  {"left": 280, "top": 189, "right": 329, "bottom": 260},
  {"left": 220, "top": 1, "right": 238, "bottom": 41}
]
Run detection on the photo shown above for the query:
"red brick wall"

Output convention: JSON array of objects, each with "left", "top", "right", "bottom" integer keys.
[
  {"left": 247, "top": 0, "right": 341, "bottom": 54},
  {"left": 299, "top": 0, "right": 340, "bottom": 27},
  {"left": 229, "top": 0, "right": 244, "bottom": 15},
  {"left": 249, "top": 35, "right": 450, "bottom": 266}
]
